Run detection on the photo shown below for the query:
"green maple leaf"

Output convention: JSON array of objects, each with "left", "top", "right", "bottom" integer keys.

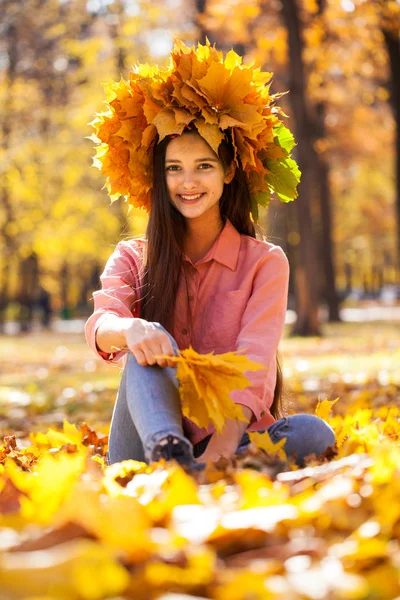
[{"left": 265, "top": 157, "right": 301, "bottom": 203}]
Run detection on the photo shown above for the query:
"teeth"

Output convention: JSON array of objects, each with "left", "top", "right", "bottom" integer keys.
[{"left": 180, "top": 194, "right": 203, "bottom": 200}]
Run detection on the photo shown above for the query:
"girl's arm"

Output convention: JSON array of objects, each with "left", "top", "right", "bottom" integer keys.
[
  {"left": 96, "top": 315, "right": 176, "bottom": 369},
  {"left": 86, "top": 242, "right": 176, "bottom": 369},
  {"left": 85, "top": 241, "right": 142, "bottom": 363},
  {"left": 95, "top": 314, "right": 132, "bottom": 354}
]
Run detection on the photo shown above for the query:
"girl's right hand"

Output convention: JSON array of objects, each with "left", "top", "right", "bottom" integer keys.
[{"left": 122, "top": 318, "right": 177, "bottom": 369}]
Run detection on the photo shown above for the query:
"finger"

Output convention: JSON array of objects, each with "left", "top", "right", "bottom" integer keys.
[
  {"left": 133, "top": 347, "right": 147, "bottom": 367},
  {"left": 160, "top": 338, "right": 177, "bottom": 369},
  {"left": 141, "top": 344, "right": 157, "bottom": 366},
  {"left": 154, "top": 346, "right": 168, "bottom": 368},
  {"left": 144, "top": 340, "right": 168, "bottom": 368},
  {"left": 152, "top": 345, "right": 175, "bottom": 368}
]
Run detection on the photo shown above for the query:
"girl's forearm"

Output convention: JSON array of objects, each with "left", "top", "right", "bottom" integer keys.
[{"left": 95, "top": 315, "right": 132, "bottom": 353}]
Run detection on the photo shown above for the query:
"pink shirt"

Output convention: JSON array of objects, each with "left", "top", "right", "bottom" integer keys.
[{"left": 85, "top": 218, "right": 290, "bottom": 445}]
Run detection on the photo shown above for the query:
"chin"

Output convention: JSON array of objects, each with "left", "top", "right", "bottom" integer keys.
[{"left": 175, "top": 203, "right": 208, "bottom": 219}]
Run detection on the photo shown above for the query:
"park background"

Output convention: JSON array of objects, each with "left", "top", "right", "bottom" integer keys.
[
  {"left": 1, "top": 2, "right": 400, "bottom": 599},
  {"left": 1, "top": 0, "right": 399, "bottom": 336}
]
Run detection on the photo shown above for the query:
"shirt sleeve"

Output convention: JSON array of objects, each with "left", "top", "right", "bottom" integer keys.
[
  {"left": 84, "top": 241, "right": 143, "bottom": 363},
  {"left": 230, "top": 245, "right": 290, "bottom": 426}
]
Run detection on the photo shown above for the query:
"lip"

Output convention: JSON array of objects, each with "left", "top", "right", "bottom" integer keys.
[{"left": 177, "top": 193, "right": 205, "bottom": 204}]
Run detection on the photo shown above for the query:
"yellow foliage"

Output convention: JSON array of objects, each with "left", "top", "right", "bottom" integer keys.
[
  {"left": 158, "top": 346, "right": 264, "bottom": 432},
  {"left": 6, "top": 452, "right": 86, "bottom": 526},
  {"left": 234, "top": 470, "right": 289, "bottom": 509},
  {"left": 29, "top": 419, "right": 84, "bottom": 451},
  {"left": 315, "top": 397, "right": 340, "bottom": 421},
  {"left": 2, "top": 325, "right": 400, "bottom": 598},
  {"left": 58, "top": 483, "right": 153, "bottom": 560},
  {"left": 143, "top": 546, "right": 215, "bottom": 590},
  {"left": 1, "top": 395, "right": 400, "bottom": 598},
  {"left": 249, "top": 430, "right": 287, "bottom": 461},
  {"left": 0, "top": 539, "right": 130, "bottom": 600}
]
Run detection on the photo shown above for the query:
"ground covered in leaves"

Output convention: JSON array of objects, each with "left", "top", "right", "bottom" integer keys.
[{"left": 0, "top": 321, "right": 400, "bottom": 599}]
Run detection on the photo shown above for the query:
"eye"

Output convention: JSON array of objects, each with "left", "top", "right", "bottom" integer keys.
[
  {"left": 166, "top": 165, "right": 180, "bottom": 171},
  {"left": 199, "top": 163, "right": 213, "bottom": 169}
]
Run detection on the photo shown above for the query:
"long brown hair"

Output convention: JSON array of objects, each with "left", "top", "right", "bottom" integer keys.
[{"left": 139, "top": 131, "right": 285, "bottom": 420}]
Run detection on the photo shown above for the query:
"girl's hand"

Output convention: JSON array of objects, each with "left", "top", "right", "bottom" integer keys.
[
  {"left": 122, "top": 318, "right": 176, "bottom": 369},
  {"left": 195, "top": 406, "right": 253, "bottom": 464}
]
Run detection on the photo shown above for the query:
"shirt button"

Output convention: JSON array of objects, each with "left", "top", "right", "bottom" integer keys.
[
  {"left": 260, "top": 411, "right": 266, "bottom": 417},
  {"left": 181, "top": 328, "right": 188, "bottom": 335},
  {"left": 188, "top": 295, "right": 194, "bottom": 301}
]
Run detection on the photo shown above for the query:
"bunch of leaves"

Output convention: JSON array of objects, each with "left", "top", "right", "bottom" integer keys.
[
  {"left": 157, "top": 346, "right": 264, "bottom": 432},
  {"left": 89, "top": 38, "right": 301, "bottom": 219}
]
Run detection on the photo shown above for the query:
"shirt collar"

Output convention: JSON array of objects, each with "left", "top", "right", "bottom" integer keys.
[{"left": 183, "top": 218, "right": 241, "bottom": 271}]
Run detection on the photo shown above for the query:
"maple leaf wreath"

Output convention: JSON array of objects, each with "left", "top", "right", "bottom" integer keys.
[{"left": 88, "top": 38, "right": 301, "bottom": 223}]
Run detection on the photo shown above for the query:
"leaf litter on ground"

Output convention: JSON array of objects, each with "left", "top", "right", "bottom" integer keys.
[{"left": 0, "top": 323, "right": 399, "bottom": 599}]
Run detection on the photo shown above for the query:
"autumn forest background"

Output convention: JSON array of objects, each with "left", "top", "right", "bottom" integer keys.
[
  {"left": 1, "top": 0, "right": 399, "bottom": 337},
  {"left": 1, "top": 2, "right": 400, "bottom": 598}
]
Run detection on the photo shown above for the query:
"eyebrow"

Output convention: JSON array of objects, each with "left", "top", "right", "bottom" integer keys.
[{"left": 165, "top": 157, "right": 219, "bottom": 163}]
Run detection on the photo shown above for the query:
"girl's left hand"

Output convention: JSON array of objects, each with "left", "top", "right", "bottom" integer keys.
[
  {"left": 195, "top": 440, "right": 231, "bottom": 463},
  {"left": 195, "top": 405, "right": 253, "bottom": 464}
]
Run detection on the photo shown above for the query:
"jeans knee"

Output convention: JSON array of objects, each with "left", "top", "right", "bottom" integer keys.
[
  {"left": 287, "top": 413, "right": 336, "bottom": 447},
  {"left": 266, "top": 413, "right": 336, "bottom": 467}
]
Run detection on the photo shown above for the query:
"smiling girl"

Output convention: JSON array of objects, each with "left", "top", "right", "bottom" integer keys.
[{"left": 85, "top": 41, "right": 336, "bottom": 469}]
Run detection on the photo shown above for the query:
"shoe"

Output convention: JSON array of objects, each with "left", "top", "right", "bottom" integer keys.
[{"left": 151, "top": 435, "right": 205, "bottom": 471}]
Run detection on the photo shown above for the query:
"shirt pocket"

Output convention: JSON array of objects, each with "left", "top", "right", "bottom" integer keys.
[{"left": 202, "top": 289, "right": 248, "bottom": 352}]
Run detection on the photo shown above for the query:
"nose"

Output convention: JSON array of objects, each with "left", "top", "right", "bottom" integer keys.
[{"left": 182, "top": 171, "right": 200, "bottom": 190}]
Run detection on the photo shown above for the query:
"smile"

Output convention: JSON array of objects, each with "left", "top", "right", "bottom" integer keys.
[{"left": 178, "top": 193, "right": 205, "bottom": 203}]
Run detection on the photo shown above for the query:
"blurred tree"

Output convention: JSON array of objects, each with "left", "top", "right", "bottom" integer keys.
[
  {"left": 0, "top": 5, "right": 18, "bottom": 332},
  {"left": 280, "top": 0, "right": 321, "bottom": 335},
  {"left": 378, "top": 0, "right": 400, "bottom": 266}
]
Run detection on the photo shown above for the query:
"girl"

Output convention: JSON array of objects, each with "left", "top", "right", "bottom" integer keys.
[{"left": 85, "top": 42, "right": 336, "bottom": 470}]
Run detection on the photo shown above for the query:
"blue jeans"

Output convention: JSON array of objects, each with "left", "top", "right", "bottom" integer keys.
[{"left": 107, "top": 323, "right": 336, "bottom": 468}]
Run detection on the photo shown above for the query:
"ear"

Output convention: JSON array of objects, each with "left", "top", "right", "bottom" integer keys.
[{"left": 224, "top": 161, "right": 236, "bottom": 185}]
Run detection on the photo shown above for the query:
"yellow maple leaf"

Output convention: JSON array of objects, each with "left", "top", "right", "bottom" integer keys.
[
  {"left": 0, "top": 538, "right": 130, "bottom": 600},
  {"left": 144, "top": 546, "right": 215, "bottom": 590},
  {"left": 315, "top": 397, "right": 339, "bottom": 422},
  {"left": 6, "top": 452, "right": 86, "bottom": 526},
  {"left": 156, "top": 346, "right": 264, "bottom": 433},
  {"left": 29, "top": 419, "right": 84, "bottom": 452},
  {"left": 249, "top": 430, "right": 287, "bottom": 461},
  {"left": 58, "top": 484, "right": 152, "bottom": 559}
]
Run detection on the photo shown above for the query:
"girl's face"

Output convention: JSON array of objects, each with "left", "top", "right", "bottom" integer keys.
[{"left": 165, "top": 131, "right": 234, "bottom": 222}]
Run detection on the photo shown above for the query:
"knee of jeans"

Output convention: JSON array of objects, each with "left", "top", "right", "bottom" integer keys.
[
  {"left": 266, "top": 417, "right": 289, "bottom": 440},
  {"left": 287, "top": 414, "right": 336, "bottom": 446},
  {"left": 152, "top": 322, "right": 180, "bottom": 356}
]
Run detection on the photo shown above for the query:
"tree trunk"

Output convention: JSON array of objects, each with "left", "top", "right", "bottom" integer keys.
[
  {"left": 0, "top": 17, "right": 18, "bottom": 333},
  {"left": 195, "top": 0, "right": 206, "bottom": 32},
  {"left": 280, "top": 0, "right": 321, "bottom": 336},
  {"left": 314, "top": 0, "right": 341, "bottom": 321},
  {"left": 60, "top": 262, "right": 70, "bottom": 318},
  {"left": 316, "top": 128, "right": 341, "bottom": 320},
  {"left": 382, "top": 28, "right": 400, "bottom": 270},
  {"left": 18, "top": 253, "right": 39, "bottom": 332}
]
